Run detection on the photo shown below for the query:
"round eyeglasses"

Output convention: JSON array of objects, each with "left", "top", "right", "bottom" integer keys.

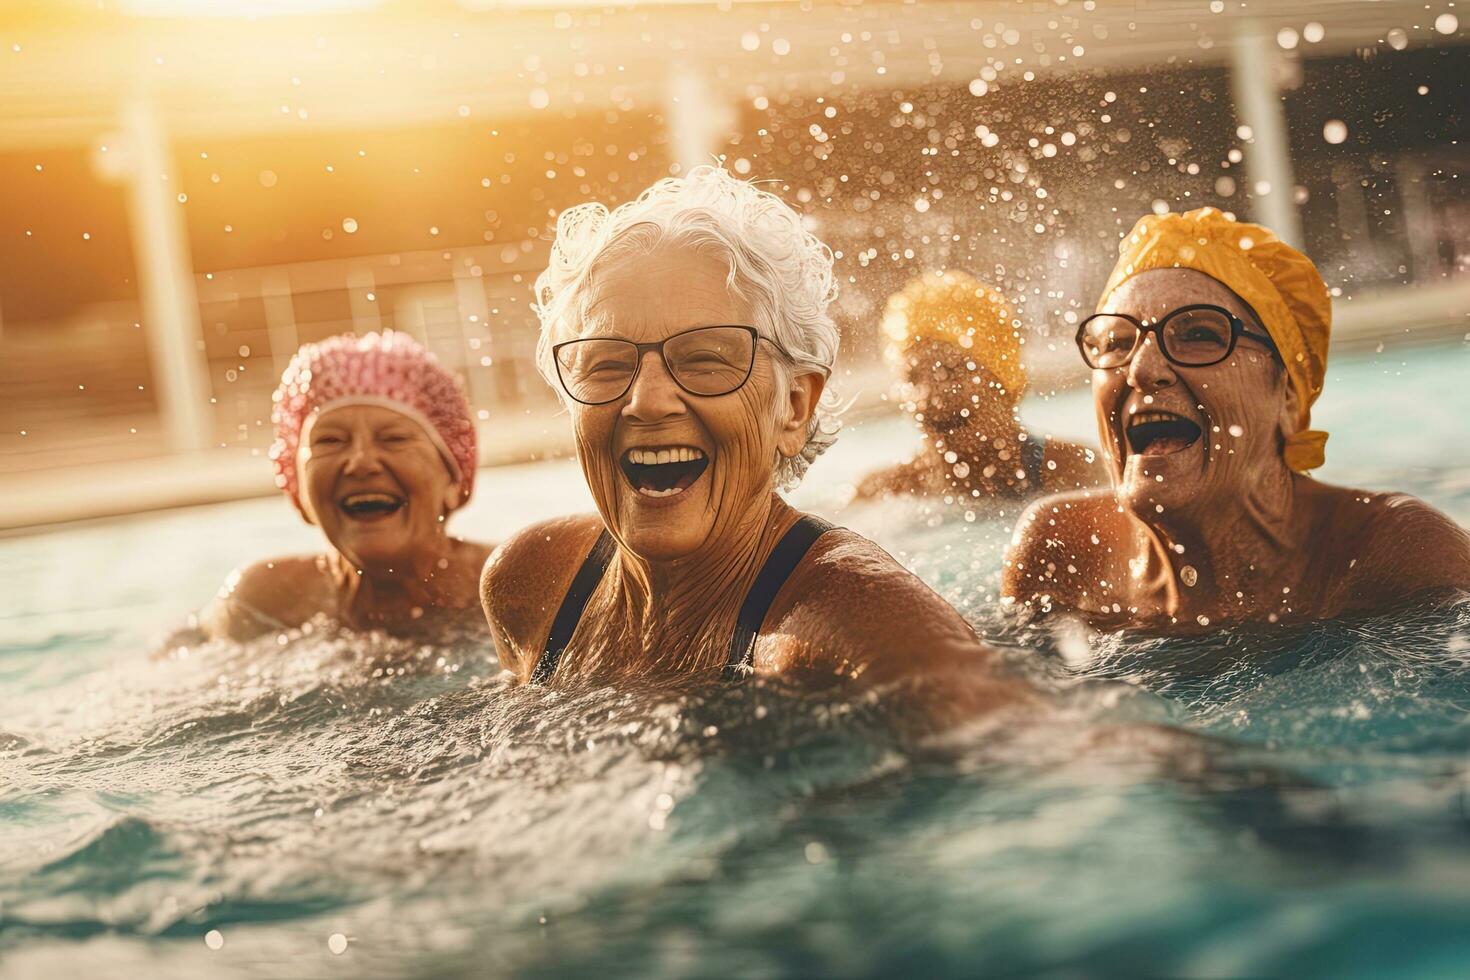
[
  {"left": 1076, "top": 304, "right": 1279, "bottom": 370},
  {"left": 553, "top": 325, "right": 776, "bottom": 406}
]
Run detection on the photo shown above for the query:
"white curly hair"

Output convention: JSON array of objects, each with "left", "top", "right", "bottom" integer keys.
[{"left": 532, "top": 165, "right": 842, "bottom": 490}]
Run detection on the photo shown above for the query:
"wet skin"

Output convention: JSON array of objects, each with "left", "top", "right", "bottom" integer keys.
[
  {"left": 481, "top": 247, "right": 1030, "bottom": 719},
  {"left": 1002, "top": 268, "right": 1470, "bottom": 627},
  {"left": 202, "top": 404, "right": 491, "bottom": 640},
  {"left": 852, "top": 338, "right": 1106, "bottom": 505}
]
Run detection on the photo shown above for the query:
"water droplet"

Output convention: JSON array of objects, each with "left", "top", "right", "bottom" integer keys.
[
  {"left": 328, "top": 933, "right": 348, "bottom": 955},
  {"left": 205, "top": 930, "right": 224, "bottom": 950},
  {"left": 1322, "top": 119, "right": 1348, "bottom": 145},
  {"left": 1180, "top": 565, "right": 1198, "bottom": 587},
  {"left": 1228, "top": 424, "right": 1244, "bottom": 437}
]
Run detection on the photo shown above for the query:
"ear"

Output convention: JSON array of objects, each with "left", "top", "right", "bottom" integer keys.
[
  {"left": 1276, "top": 377, "right": 1302, "bottom": 441},
  {"left": 442, "top": 482, "right": 463, "bottom": 517},
  {"left": 440, "top": 457, "right": 464, "bottom": 518},
  {"left": 777, "top": 371, "right": 826, "bottom": 459},
  {"left": 292, "top": 452, "right": 318, "bottom": 527}
]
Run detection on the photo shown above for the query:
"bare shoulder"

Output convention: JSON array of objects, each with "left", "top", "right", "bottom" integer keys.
[
  {"left": 479, "top": 514, "right": 606, "bottom": 679},
  {"left": 850, "top": 457, "right": 932, "bottom": 503},
  {"left": 1002, "top": 488, "right": 1129, "bottom": 609},
  {"left": 1336, "top": 489, "right": 1470, "bottom": 605},
  {"left": 765, "top": 525, "right": 982, "bottom": 683},
  {"left": 201, "top": 555, "right": 326, "bottom": 641}
]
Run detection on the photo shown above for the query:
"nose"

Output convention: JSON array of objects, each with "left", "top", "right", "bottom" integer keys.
[
  {"left": 342, "top": 434, "right": 385, "bottom": 476},
  {"left": 621, "top": 349, "right": 687, "bottom": 423},
  {"left": 1125, "top": 332, "right": 1177, "bottom": 391}
]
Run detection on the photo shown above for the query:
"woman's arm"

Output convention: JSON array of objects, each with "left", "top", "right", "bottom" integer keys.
[{"left": 767, "top": 530, "right": 1043, "bottom": 724}]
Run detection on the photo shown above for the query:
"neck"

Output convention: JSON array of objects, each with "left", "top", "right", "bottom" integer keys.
[
  {"left": 609, "top": 492, "right": 797, "bottom": 665},
  {"left": 328, "top": 534, "right": 460, "bottom": 624},
  {"left": 1130, "top": 463, "right": 1310, "bottom": 621}
]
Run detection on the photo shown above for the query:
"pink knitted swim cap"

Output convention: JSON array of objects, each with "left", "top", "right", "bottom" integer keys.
[{"left": 269, "top": 331, "right": 477, "bottom": 512}]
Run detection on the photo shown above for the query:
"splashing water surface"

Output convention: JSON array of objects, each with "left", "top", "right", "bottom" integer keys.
[{"left": 2, "top": 345, "right": 1469, "bottom": 977}]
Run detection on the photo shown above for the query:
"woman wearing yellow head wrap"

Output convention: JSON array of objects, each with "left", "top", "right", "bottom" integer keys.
[
  {"left": 851, "top": 270, "right": 1105, "bottom": 505},
  {"left": 1004, "top": 207, "right": 1469, "bottom": 627}
]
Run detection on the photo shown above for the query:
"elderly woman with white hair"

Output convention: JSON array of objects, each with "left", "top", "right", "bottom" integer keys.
[{"left": 479, "top": 167, "right": 1027, "bottom": 713}]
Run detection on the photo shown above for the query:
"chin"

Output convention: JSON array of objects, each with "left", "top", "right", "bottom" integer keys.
[
  {"left": 608, "top": 453, "right": 718, "bottom": 561},
  {"left": 618, "top": 519, "right": 709, "bottom": 563},
  {"left": 1117, "top": 453, "right": 1209, "bottom": 519},
  {"left": 626, "top": 536, "right": 703, "bottom": 564},
  {"left": 332, "top": 531, "right": 418, "bottom": 566}
]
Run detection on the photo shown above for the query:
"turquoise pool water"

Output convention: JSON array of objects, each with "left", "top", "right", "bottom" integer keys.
[{"left": 1, "top": 342, "right": 1468, "bottom": 977}]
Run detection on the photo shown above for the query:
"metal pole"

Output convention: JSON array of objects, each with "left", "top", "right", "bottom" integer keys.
[
  {"left": 259, "top": 273, "right": 300, "bottom": 379},
  {"left": 1228, "top": 22, "right": 1302, "bottom": 248},
  {"left": 346, "top": 267, "right": 382, "bottom": 335},
  {"left": 667, "top": 64, "right": 730, "bottom": 174},
  {"left": 122, "top": 97, "right": 213, "bottom": 452}
]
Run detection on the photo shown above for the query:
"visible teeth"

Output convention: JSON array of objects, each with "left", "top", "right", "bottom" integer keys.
[
  {"left": 342, "top": 492, "right": 398, "bottom": 506},
  {"left": 626, "top": 447, "right": 706, "bottom": 465},
  {"left": 1128, "top": 411, "right": 1184, "bottom": 427},
  {"left": 637, "top": 486, "right": 685, "bottom": 498}
]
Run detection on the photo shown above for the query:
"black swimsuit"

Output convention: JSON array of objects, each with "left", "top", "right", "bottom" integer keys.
[
  {"left": 530, "top": 515, "right": 837, "bottom": 685},
  {"left": 1021, "top": 437, "right": 1047, "bottom": 489}
]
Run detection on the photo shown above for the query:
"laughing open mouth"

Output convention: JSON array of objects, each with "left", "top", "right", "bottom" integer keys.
[
  {"left": 620, "top": 446, "right": 710, "bottom": 498},
  {"left": 339, "top": 491, "right": 405, "bottom": 519},
  {"left": 1125, "top": 410, "right": 1203, "bottom": 457}
]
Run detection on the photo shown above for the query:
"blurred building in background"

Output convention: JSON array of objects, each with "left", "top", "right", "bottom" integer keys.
[{"left": 0, "top": 0, "right": 1465, "bottom": 526}]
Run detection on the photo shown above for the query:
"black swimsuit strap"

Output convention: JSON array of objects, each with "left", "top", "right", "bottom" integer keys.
[
  {"left": 531, "top": 529, "right": 616, "bottom": 685},
  {"left": 1022, "top": 435, "right": 1047, "bottom": 489},
  {"left": 531, "top": 516, "right": 837, "bottom": 685},
  {"left": 724, "top": 514, "right": 836, "bottom": 681}
]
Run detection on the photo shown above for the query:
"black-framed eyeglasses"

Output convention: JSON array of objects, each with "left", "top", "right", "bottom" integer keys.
[
  {"left": 553, "top": 324, "right": 778, "bottom": 406},
  {"left": 1076, "top": 304, "right": 1279, "bottom": 370}
]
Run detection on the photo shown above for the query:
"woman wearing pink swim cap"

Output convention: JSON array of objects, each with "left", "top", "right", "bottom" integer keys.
[{"left": 201, "top": 331, "right": 492, "bottom": 640}]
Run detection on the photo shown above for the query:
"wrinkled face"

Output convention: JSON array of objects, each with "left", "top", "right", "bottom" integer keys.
[
  {"left": 1092, "top": 269, "right": 1292, "bottom": 518},
  {"left": 901, "top": 338, "right": 1017, "bottom": 440},
  {"left": 297, "top": 404, "right": 459, "bottom": 566},
  {"left": 565, "top": 247, "right": 816, "bottom": 563}
]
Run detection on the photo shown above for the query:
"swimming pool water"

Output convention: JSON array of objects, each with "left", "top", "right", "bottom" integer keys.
[{"left": 1, "top": 342, "right": 1468, "bottom": 977}]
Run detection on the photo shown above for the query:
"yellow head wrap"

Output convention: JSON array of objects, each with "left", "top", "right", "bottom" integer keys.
[
  {"left": 881, "top": 270, "right": 1027, "bottom": 397},
  {"left": 1099, "top": 207, "right": 1332, "bottom": 471}
]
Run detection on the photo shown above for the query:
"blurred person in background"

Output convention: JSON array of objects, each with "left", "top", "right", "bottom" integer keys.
[
  {"left": 850, "top": 271, "right": 1105, "bottom": 505},
  {"left": 201, "top": 331, "right": 492, "bottom": 641},
  {"left": 1003, "top": 208, "right": 1470, "bottom": 628},
  {"left": 480, "top": 167, "right": 1030, "bottom": 720}
]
